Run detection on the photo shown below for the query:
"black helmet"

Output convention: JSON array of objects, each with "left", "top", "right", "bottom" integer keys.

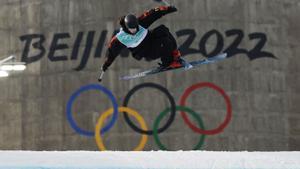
[{"left": 124, "top": 14, "right": 138, "bottom": 29}]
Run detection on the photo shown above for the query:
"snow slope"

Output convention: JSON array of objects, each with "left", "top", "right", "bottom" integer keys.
[{"left": 0, "top": 151, "right": 299, "bottom": 169}]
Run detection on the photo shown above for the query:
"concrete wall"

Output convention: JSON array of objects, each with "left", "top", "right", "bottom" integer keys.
[{"left": 0, "top": 0, "right": 299, "bottom": 151}]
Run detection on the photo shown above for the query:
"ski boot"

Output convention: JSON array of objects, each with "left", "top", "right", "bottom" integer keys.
[{"left": 170, "top": 49, "right": 193, "bottom": 70}]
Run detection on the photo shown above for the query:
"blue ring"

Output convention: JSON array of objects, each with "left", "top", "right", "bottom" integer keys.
[{"left": 66, "top": 84, "right": 118, "bottom": 137}]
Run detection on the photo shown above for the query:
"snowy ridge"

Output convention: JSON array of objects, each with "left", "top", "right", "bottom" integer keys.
[{"left": 0, "top": 151, "right": 299, "bottom": 169}]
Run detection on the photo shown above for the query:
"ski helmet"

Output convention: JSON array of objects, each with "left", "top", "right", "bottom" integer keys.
[{"left": 124, "top": 14, "right": 138, "bottom": 29}]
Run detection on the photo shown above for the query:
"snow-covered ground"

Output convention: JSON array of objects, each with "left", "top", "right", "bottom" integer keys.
[{"left": 0, "top": 151, "right": 299, "bottom": 169}]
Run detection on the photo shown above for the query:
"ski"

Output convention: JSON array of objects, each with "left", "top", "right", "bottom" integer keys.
[{"left": 120, "top": 53, "right": 228, "bottom": 80}]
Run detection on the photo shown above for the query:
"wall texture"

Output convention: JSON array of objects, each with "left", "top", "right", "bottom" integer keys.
[{"left": 0, "top": 0, "right": 299, "bottom": 151}]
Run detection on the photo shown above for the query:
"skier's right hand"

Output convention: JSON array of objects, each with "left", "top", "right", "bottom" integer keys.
[{"left": 167, "top": 6, "right": 177, "bottom": 13}]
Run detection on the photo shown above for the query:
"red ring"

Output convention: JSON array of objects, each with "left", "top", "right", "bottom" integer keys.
[{"left": 180, "top": 82, "right": 232, "bottom": 135}]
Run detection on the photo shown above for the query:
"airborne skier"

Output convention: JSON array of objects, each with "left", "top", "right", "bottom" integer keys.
[{"left": 99, "top": 5, "right": 186, "bottom": 82}]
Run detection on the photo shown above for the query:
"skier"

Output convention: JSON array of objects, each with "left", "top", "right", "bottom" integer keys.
[{"left": 99, "top": 5, "right": 187, "bottom": 82}]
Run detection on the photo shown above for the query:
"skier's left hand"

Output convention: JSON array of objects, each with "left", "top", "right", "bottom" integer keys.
[{"left": 167, "top": 6, "right": 177, "bottom": 13}]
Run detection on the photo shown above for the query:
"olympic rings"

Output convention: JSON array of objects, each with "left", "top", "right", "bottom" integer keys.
[
  {"left": 180, "top": 82, "right": 232, "bottom": 135},
  {"left": 95, "top": 107, "right": 148, "bottom": 151},
  {"left": 66, "top": 84, "right": 118, "bottom": 136},
  {"left": 123, "top": 83, "right": 176, "bottom": 135},
  {"left": 66, "top": 82, "right": 232, "bottom": 150},
  {"left": 153, "top": 106, "right": 206, "bottom": 150}
]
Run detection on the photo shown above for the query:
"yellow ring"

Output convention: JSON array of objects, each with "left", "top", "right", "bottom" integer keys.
[{"left": 95, "top": 107, "right": 148, "bottom": 151}]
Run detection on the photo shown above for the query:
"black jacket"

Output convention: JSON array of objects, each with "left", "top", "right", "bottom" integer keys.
[{"left": 102, "top": 6, "right": 177, "bottom": 71}]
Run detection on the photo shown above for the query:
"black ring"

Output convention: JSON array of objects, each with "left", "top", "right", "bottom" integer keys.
[{"left": 123, "top": 82, "right": 176, "bottom": 135}]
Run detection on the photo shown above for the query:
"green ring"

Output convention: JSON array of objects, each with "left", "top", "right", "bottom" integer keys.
[{"left": 153, "top": 106, "right": 206, "bottom": 150}]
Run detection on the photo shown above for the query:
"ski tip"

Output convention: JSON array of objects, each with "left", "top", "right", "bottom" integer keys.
[
  {"left": 120, "top": 75, "right": 139, "bottom": 80},
  {"left": 120, "top": 76, "right": 129, "bottom": 80},
  {"left": 218, "top": 52, "right": 227, "bottom": 58},
  {"left": 207, "top": 53, "right": 227, "bottom": 62}
]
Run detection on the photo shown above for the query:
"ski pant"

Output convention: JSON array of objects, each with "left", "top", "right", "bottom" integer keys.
[
  {"left": 150, "top": 25, "right": 177, "bottom": 66},
  {"left": 132, "top": 25, "right": 178, "bottom": 66}
]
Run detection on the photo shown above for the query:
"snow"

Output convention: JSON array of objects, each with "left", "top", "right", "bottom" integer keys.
[{"left": 0, "top": 151, "right": 299, "bottom": 169}]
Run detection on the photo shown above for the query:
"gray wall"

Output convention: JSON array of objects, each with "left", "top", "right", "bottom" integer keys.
[{"left": 0, "top": 0, "right": 299, "bottom": 151}]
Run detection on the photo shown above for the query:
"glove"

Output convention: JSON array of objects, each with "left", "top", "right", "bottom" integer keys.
[
  {"left": 101, "top": 64, "right": 108, "bottom": 72},
  {"left": 168, "top": 6, "right": 177, "bottom": 13}
]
